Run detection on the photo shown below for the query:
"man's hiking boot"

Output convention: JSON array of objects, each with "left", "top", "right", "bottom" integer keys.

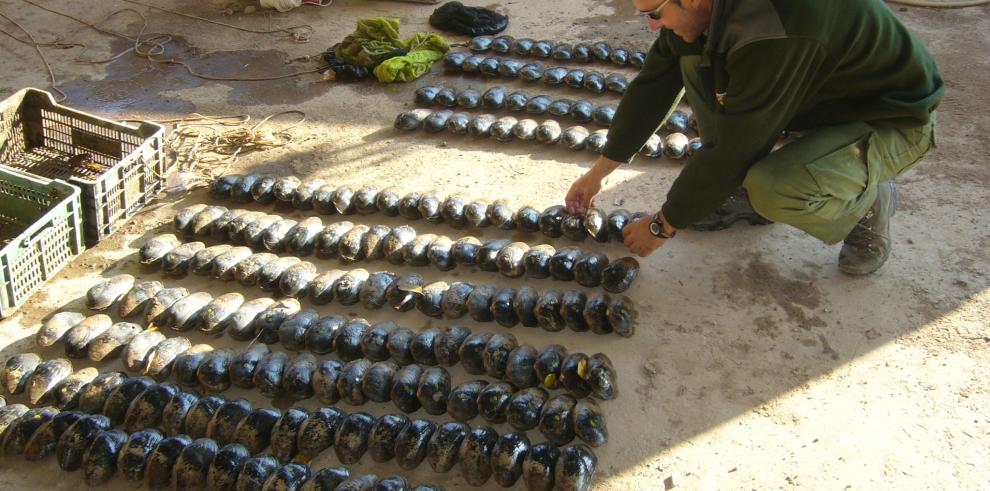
[
  {"left": 838, "top": 181, "right": 897, "bottom": 276},
  {"left": 688, "top": 188, "right": 773, "bottom": 232}
]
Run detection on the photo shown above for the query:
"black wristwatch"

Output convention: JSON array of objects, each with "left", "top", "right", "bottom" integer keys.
[{"left": 649, "top": 212, "right": 677, "bottom": 239}]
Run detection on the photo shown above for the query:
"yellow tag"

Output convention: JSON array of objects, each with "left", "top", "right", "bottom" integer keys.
[
  {"left": 543, "top": 373, "right": 557, "bottom": 388},
  {"left": 577, "top": 358, "right": 589, "bottom": 379}
]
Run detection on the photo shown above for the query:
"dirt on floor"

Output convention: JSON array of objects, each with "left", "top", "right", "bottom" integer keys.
[{"left": 0, "top": 1, "right": 988, "bottom": 490}]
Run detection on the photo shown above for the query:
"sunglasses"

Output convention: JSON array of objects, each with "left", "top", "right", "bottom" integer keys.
[{"left": 639, "top": 0, "right": 671, "bottom": 20}]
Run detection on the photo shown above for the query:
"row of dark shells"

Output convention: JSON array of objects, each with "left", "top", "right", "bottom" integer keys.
[
  {"left": 67, "top": 277, "right": 619, "bottom": 399},
  {"left": 0, "top": 381, "right": 597, "bottom": 490},
  {"left": 137, "top": 237, "right": 638, "bottom": 335},
  {"left": 4, "top": 348, "right": 608, "bottom": 447},
  {"left": 0, "top": 404, "right": 444, "bottom": 490},
  {"left": 396, "top": 108, "right": 699, "bottom": 159},
  {"left": 443, "top": 52, "right": 630, "bottom": 95},
  {"left": 466, "top": 36, "right": 646, "bottom": 69},
  {"left": 169, "top": 204, "right": 639, "bottom": 291},
  {"left": 414, "top": 85, "right": 619, "bottom": 127},
  {"left": 209, "top": 173, "right": 646, "bottom": 244}
]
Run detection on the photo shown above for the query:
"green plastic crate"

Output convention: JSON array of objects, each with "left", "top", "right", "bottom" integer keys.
[
  {"left": 0, "top": 166, "right": 83, "bottom": 318},
  {"left": 0, "top": 88, "right": 170, "bottom": 245}
]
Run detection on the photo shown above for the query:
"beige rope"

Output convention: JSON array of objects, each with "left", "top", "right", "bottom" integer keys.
[{"left": 0, "top": 10, "right": 70, "bottom": 100}]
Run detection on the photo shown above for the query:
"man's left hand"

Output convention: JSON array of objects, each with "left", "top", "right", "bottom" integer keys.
[{"left": 622, "top": 216, "right": 667, "bottom": 257}]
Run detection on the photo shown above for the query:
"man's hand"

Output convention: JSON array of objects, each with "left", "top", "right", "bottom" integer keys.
[
  {"left": 623, "top": 215, "right": 668, "bottom": 257},
  {"left": 565, "top": 156, "right": 623, "bottom": 214}
]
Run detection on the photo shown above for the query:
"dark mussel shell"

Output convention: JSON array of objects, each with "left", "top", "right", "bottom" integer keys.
[
  {"left": 431, "top": 325, "right": 470, "bottom": 366},
  {"left": 491, "top": 287, "right": 519, "bottom": 327},
  {"left": 610, "top": 47, "right": 630, "bottom": 65},
  {"left": 52, "top": 367, "right": 99, "bottom": 409},
  {"left": 162, "top": 241, "right": 206, "bottom": 277},
  {"left": 393, "top": 419, "right": 437, "bottom": 471},
  {"left": 591, "top": 41, "right": 610, "bottom": 61},
  {"left": 368, "top": 413, "right": 409, "bottom": 462},
  {"left": 77, "top": 372, "right": 126, "bottom": 414},
  {"left": 277, "top": 308, "right": 320, "bottom": 351},
  {"left": 428, "top": 236, "right": 455, "bottom": 271},
  {"left": 441, "top": 282, "right": 474, "bottom": 320},
  {"left": 523, "top": 441, "right": 561, "bottom": 491},
  {"left": 592, "top": 104, "right": 616, "bottom": 127},
  {"left": 537, "top": 120, "right": 563, "bottom": 144},
  {"left": 230, "top": 343, "right": 270, "bottom": 388},
  {"left": 605, "top": 73, "right": 629, "bottom": 93},
  {"left": 561, "top": 290, "right": 589, "bottom": 332},
  {"left": 601, "top": 256, "right": 640, "bottom": 293},
  {"left": 511, "top": 37, "right": 535, "bottom": 55},
  {"left": 337, "top": 359, "right": 372, "bottom": 405},
  {"left": 492, "top": 116, "right": 518, "bottom": 142},
  {"left": 688, "top": 136, "right": 704, "bottom": 156},
  {"left": 582, "top": 71, "right": 606, "bottom": 94},
  {"left": 251, "top": 176, "right": 277, "bottom": 204},
  {"left": 313, "top": 184, "right": 338, "bottom": 215},
  {"left": 443, "top": 52, "right": 467, "bottom": 71},
  {"left": 335, "top": 319, "right": 370, "bottom": 362},
  {"left": 382, "top": 225, "right": 416, "bottom": 264},
  {"left": 447, "top": 379, "right": 488, "bottom": 421},
  {"left": 535, "top": 344, "right": 567, "bottom": 390},
  {"left": 304, "top": 467, "right": 352, "bottom": 491},
  {"left": 359, "top": 321, "right": 397, "bottom": 361},
  {"left": 253, "top": 351, "right": 289, "bottom": 398},
  {"left": 459, "top": 425, "right": 499, "bottom": 486},
  {"left": 665, "top": 132, "right": 690, "bottom": 159},
  {"left": 477, "top": 238, "right": 511, "bottom": 272},
  {"left": 573, "top": 252, "right": 608, "bottom": 288},
  {"left": 395, "top": 109, "right": 433, "bottom": 131},
  {"left": 467, "top": 113, "right": 498, "bottom": 137},
  {"left": 362, "top": 360, "right": 399, "bottom": 403},
  {"left": 482, "top": 86, "right": 506, "bottom": 109},
  {"left": 232, "top": 252, "right": 278, "bottom": 287},
  {"left": 36, "top": 311, "right": 85, "bottom": 348},
  {"left": 312, "top": 359, "right": 344, "bottom": 405},
  {"left": 440, "top": 196, "right": 468, "bottom": 228},
  {"left": 103, "top": 377, "right": 154, "bottom": 424},
  {"left": 232, "top": 408, "right": 281, "bottom": 455},
  {"left": 548, "top": 99, "right": 573, "bottom": 118},
  {"left": 564, "top": 70, "right": 585, "bottom": 89},
  {"left": 253, "top": 298, "right": 301, "bottom": 344},
  {"left": 465, "top": 284, "right": 497, "bottom": 323},
  {"left": 184, "top": 396, "right": 224, "bottom": 439},
  {"left": 479, "top": 57, "right": 500, "bottom": 77},
  {"left": 506, "top": 386, "right": 549, "bottom": 431},
  {"left": 207, "top": 443, "right": 251, "bottom": 490},
  {"left": 235, "top": 455, "right": 280, "bottom": 491},
  {"left": 361, "top": 224, "right": 391, "bottom": 260},
  {"left": 539, "top": 205, "right": 567, "bottom": 238},
  {"left": 607, "top": 295, "right": 637, "bottom": 337},
  {"left": 468, "top": 36, "right": 493, "bottom": 53},
  {"left": 483, "top": 201, "right": 513, "bottom": 230},
  {"left": 506, "top": 90, "right": 530, "bottom": 111},
  {"left": 390, "top": 364, "right": 423, "bottom": 413},
  {"left": 555, "top": 444, "right": 598, "bottom": 491},
  {"left": 225, "top": 298, "right": 275, "bottom": 342},
  {"left": 386, "top": 273, "right": 425, "bottom": 312},
  {"left": 211, "top": 175, "right": 238, "bottom": 200},
  {"left": 570, "top": 100, "right": 594, "bottom": 123},
  {"left": 403, "top": 233, "right": 436, "bottom": 266},
  {"left": 425, "top": 109, "right": 454, "bottom": 133},
  {"left": 297, "top": 406, "right": 345, "bottom": 457},
  {"left": 582, "top": 208, "right": 609, "bottom": 243},
  {"left": 333, "top": 268, "right": 370, "bottom": 306},
  {"left": 548, "top": 246, "right": 582, "bottom": 281},
  {"left": 123, "top": 383, "right": 179, "bottom": 433},
  {"left": 525, "top": 95, "right": 552, "bottom": 114},
  {"left": 563, "top": 125, "right": 591, "bottom": 150},
  {"left": 427, "top": 421, "right": 469, "bottom": 473},
  {"left": 539, "top": 394, "right": 578, "bottom": 446},
  {"left": 338, "top": 224, "right": 370, "bottom": 263},
  {"left": 573, "top": 398, "right": 608, "bottom": 447},
  {"left": 197, "top": 347, "right": 236, "bottom": 392},
  {"left": 288, "top": 217, "right": 325, "bottom": 255},
  {"left": 189, "top": 244, "right": 231, "bottom": 275},
  {"left": 451, "top": 236, "right": 482, "bottom": 265},
  {"left": 476, "top": 381, "right": 514, "bottom": 424},
  {"left": 491, "top": 432, "right": 531, "bottom": 487},
  {"left": 573, "top": 42, "right": 592, "bottom": 62},
  {"left": 446, "top": 111, "right": 471, "bottom": 135},
  {"left": 273, "top": 176, "right": 302, "bottom": 203},
  {"left": 265, "top": 463, "right": 311, "bottom": 490},
  {"left": 174, "top": 204, "right": 207, "bottom": 236},
  {"left": 492, "top": 35, "right": 513, "bottom": 53},
  {"left": 282, "top": 354, "right": 318, "bottom": 400},
  {"left": 498, "top": 59, "right": 524, "bottom": 77},
  {"left": 512, "top": 206, "right": 538, "bottom": 233},
  {"left": 305, "top": 314, "right": 345, "bottom": 355},
  {"left": 315, "top": 222, "right": 355, "bottom": 259},
  {"left": 505, "top": 345, "right": 539, "bottom": 388},
  {"left": 513, "top": 118, "right": 539, "bottom": 141},
  {"left": 551, "top": 43, "right": 573, "bottom": 60},
  {"left": 586, "top": 353, "right": 617, "bottom": 401},
  {"left": 4, "top": 353, "right": 41, "bottom": 395},
  {"left": 582, "top": 293, "right": 612, "bottom": 335},
  {"left": 606, "top": 209, "right": 632, "bottom": 238},
  {"left": 160, "top": 391, "right": 198, "bottom": 437},
  {"left": 483, "top": 333, "right": 518, "bottom": 379},
  {"left": 117, "top": 428, "right": 165, "bottom": 481},
  {"left": 385, "top": 327, "right": 416, "bottom": 366},
  {"left": 56, "top": 414, "right": 111, "bottom": 471},
  {"left": 416, "top": 367, "right": 451, "bottom": 415},
  {"left": 415, "top": 282, "right": 447, "bottom": 319},
  {"left": 559, "top": 353, "right": 592, "bottom": 398},
  {"left": 144, "top": 434, "right": 193, "bottom": 488},
  {"left": 415, "top": 85, "right": 441, "bottom": 106},
  {"left": 513, "top": 287, "right": 540, "bottom": 327},
  {"left": 4, "top": 406, "right": 58, "bottom": 455},
  {"left": 292, "top": 179, "right": 327, "bottom": 210},
  {"left": 270, "top": 407, "right": 309, "bottom": 461},
  {"left": 211, "top": 247, "right": 253, "bottom": 281},
  {"left": 561, "top": 213, "right": 589, "bottom": 241},
  {"left": 455, "top": 330, "right": 493, "bottom": 375},
  {"left": 531, "top": 40, "right": 552, "bottom": 57},
  {"left": 86, "top": 274, "right": 135, "bottom": 311},
  {"left": 587, "top": 129, "right": 608, "bottom": 153},
  {"left": 206, "top": 399, "right": 252, "bottom": 446},
  {"left": 543, "top": 67, "right": 568, "bottom": 85},
  {"left": 376, "top": 188, "right": 401, "bottom": 216},
  {"left": 172, "top": 438, "right": 219, "bottom": 489},
  {"left": 335, "top": 474, "right": 380, "bottom": 491},
  {"left": 408, "top": 327, "right": 441, "bottom": 366},
  {"left": 665, "top": 109, "right": 691, "bottom": 133},
  {"left": 334, "top": 411, "right": 375, "bottom": 464}
]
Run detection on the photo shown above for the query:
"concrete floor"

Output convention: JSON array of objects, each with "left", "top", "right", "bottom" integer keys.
[{"left": 0, "top": 0, "right": 988, "bottom": 490}]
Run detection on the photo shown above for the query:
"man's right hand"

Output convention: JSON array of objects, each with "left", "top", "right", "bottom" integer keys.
[{"left": 565, "top": 156, "right": 622, "bottom": 214}]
